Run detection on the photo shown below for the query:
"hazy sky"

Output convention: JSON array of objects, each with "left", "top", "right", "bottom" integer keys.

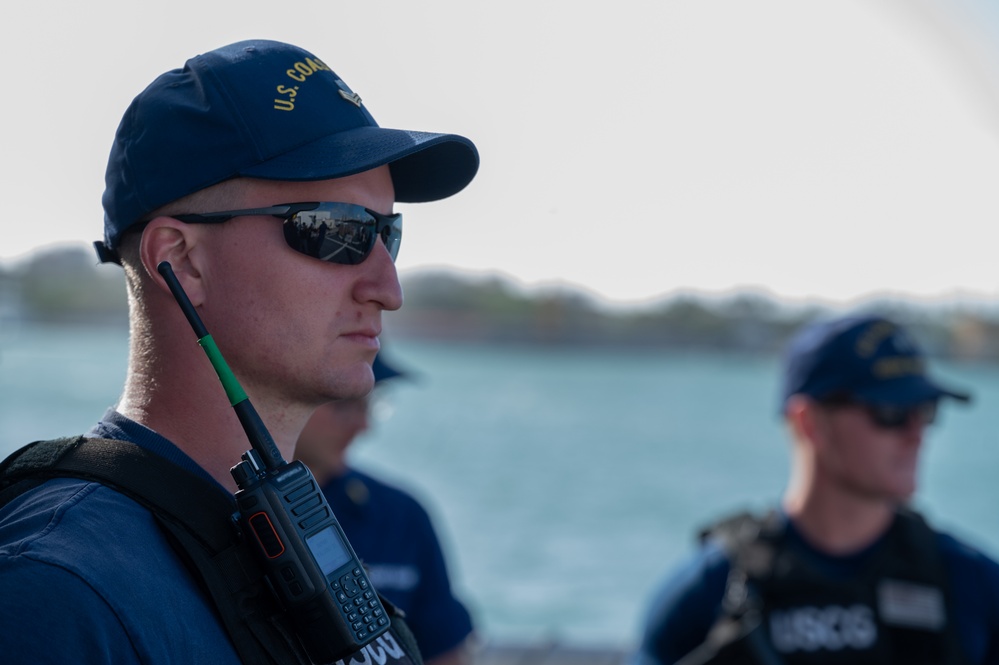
[{"left": 3, "top": 0, "right": 999, "bottom": 306}]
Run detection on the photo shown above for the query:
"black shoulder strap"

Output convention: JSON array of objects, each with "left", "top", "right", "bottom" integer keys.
[
  {"left": 701, "top": 509, "right": 783, "bottom": 585},
  {"left": 677, "top": 510, "right": 786, "bottom": 665},
  {"left": 0, "top": 436, "right": 308, "bottom": 665},
  {"left": 1, "top": 436, "right": 235, "bottom": 549}
]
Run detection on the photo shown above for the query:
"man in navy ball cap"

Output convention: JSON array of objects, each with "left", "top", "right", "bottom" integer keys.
[
  {"left": 634, "top": 314, "right": 999, "bottom": 665},
  {"left": 0, "top": 40, "right": 478, "bottom": 665}
]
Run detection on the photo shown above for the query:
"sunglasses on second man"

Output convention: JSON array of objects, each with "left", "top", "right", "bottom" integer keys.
[
  {"left": 172, "top": 202, "right": 402, "bottom": 266},
  {"left": 822, "top": 396, "right": 938, "bottom": 430}
]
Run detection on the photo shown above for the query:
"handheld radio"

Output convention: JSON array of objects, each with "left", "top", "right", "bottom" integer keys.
[{"left": 157, "top": 261, "right": 390, "bottom": 663}]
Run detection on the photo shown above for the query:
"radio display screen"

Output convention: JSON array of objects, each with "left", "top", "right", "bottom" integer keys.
[{"left": 307, "top": 526, "right": 351, "bottom": 576}]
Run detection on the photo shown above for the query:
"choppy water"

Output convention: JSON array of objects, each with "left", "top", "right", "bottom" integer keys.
[{"left": 2, "top": 323, "right": 998, "bottom": 647}]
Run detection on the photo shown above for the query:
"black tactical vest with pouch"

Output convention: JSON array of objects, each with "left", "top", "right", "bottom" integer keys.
[{"left": 678, "top": 510, "right": 967, "bottom": 665}]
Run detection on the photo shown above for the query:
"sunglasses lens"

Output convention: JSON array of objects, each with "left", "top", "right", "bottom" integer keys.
[
  {"left": 380, "top": 217, "right": 402, "bottom": 262},
  {"left": 283, "top": 205, "right": 401, "bottom": 266},
  {"left": 868, "top": 402, "right": 937, "bottom": 429}
]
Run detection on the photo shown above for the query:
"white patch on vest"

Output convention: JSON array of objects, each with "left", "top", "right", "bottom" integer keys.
[
  {"left": 877, "top": 578, "right": 945, "bottom": 630},
  {"left": 769, "top": 604, "right": 877, "bottom": 652},
  {"left": 338, "top": 630, "right": 410, "bottom": 665},
  {"left": 366, "top": 564, "right": 420, "bottom": 592}
]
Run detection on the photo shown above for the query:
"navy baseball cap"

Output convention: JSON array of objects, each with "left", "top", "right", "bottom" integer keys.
[
  {"left": 780, "top": 314, "right": 970, "bottom": 411},
  {"left": 96, "top": 39, "right": 479, "bottom": 262}
]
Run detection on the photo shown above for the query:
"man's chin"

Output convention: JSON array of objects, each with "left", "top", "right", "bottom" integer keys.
[
  {"left": 341, "top": 372, "right": 376, "bottom": 401},
  {"left": 320, "top": 361, "right": 375, "bottom": 400}
]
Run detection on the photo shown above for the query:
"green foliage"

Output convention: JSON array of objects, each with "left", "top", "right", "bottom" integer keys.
[{"left": 3, "top": 246, "right": 126, "bottom": 325}]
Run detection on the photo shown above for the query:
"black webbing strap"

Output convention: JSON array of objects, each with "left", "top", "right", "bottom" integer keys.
[
  {"left": 2, "top": 436, "right": 234, "bottom": 550},
  {"left": 0, "top": 436, "right": 308, "bottom": 665}
]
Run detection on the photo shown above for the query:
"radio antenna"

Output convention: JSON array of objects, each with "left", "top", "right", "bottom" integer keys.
[{"left": 157, "top": 261, "right": 285, "bottom": 470}]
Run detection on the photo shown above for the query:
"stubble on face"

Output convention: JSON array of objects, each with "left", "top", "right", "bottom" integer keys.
[
  {"left": 813, "top": 405, "right": 923, "bottom": 504},
  {"left": 196, "top": 167, "right": 402, "bottom": 409}
]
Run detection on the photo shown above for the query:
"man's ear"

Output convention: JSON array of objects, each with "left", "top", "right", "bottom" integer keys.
[
  {"left": 140, "top": 216, "right": 206, "bottom": 306},
  {"left": 786, "top": 394, "right": 823, "bottom": 448},
  {"left": 786, "top": 395, "right": 829, "bottom": 448}
]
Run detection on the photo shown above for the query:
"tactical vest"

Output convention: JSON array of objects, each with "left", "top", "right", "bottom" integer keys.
[
  {"left": 678, "top": 510, "right": 968, "bottom": 665},
  {"left": 0, "top": 436, "right": 423, "bottom": 665}
]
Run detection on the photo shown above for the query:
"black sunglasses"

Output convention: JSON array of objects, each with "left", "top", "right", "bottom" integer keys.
[
  {"left": 823, "top": 397, "right": 938, "bottom": 429},
  {"left": 172, "top": 202, "right": 402, "bottom": 266}
]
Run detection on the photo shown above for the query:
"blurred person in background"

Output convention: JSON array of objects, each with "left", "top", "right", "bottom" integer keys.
[
  {"left": 296, "top": 352, "right": 476, "bottom": 665},
  {"left": 633, "top": 314, "right": 999, "bottom": 665}
]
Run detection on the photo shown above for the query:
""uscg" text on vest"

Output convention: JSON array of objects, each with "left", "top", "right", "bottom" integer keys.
[{"left": 770, "top": 604, "right": 877, "bottom": 652}]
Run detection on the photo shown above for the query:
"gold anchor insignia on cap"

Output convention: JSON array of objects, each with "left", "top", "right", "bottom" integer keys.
[{"left": 335, "top": 79, "right": 362, "bottom": 107}]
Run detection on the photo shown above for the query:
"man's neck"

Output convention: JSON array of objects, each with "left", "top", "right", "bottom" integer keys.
[
  {"left": 118, "top": 342, "right": 306, "bottom": 492},
  {"left": 782, "top": 487, "right": 896, "bottom": 556}
]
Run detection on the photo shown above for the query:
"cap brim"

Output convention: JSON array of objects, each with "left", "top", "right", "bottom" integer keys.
[
  {"left": 239, "top": 126, "right": 479, "bottom": 203},
  {"left": 852, "top": 376, "right": 972, "bottom": 406}
]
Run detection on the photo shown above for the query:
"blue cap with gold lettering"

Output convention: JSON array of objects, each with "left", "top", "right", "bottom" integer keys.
[
  {"left": 779, "top": 314, "right": 970, "bottom": 410},
  {"left": 96, "top": 39, "right": 479, "bottom": 262}
]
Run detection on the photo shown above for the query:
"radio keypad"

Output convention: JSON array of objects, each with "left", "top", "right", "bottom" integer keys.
[
  {"left": 341, "top": 576, "right": 360, "bottom": 597},
  {"left": 335, "top": 567, "right": 384, "bottom": 641}
]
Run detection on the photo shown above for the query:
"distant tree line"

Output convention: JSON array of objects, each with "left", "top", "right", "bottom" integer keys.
[
  {"left": 5, "top": 245, "right": 999, "bottom": 362},
  {"left": 0, "top": 246, "right": 127, "bottom": 326},
  {"left": 387, "top": 271, "right": 999, "bottom": 361}
]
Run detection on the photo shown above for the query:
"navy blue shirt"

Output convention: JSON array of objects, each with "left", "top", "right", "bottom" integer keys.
[
  {"left": 633, "top": 512, "right": 999, "bottom": 665},
  {"left": 321, "top": 468, "right": 474, "bottom": 659}
]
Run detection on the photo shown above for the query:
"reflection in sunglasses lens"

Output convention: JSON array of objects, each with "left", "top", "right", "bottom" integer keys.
[
  {"left": 282, "top": 204, "right": 401, "bottom": 265},
  {"left": 318, "top": 221, "right": 373, "bottom": 265}
]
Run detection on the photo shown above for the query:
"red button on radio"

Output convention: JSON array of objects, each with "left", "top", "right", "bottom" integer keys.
[{"left": 249, "top": 512, "right": 285, "bottom": 558}]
